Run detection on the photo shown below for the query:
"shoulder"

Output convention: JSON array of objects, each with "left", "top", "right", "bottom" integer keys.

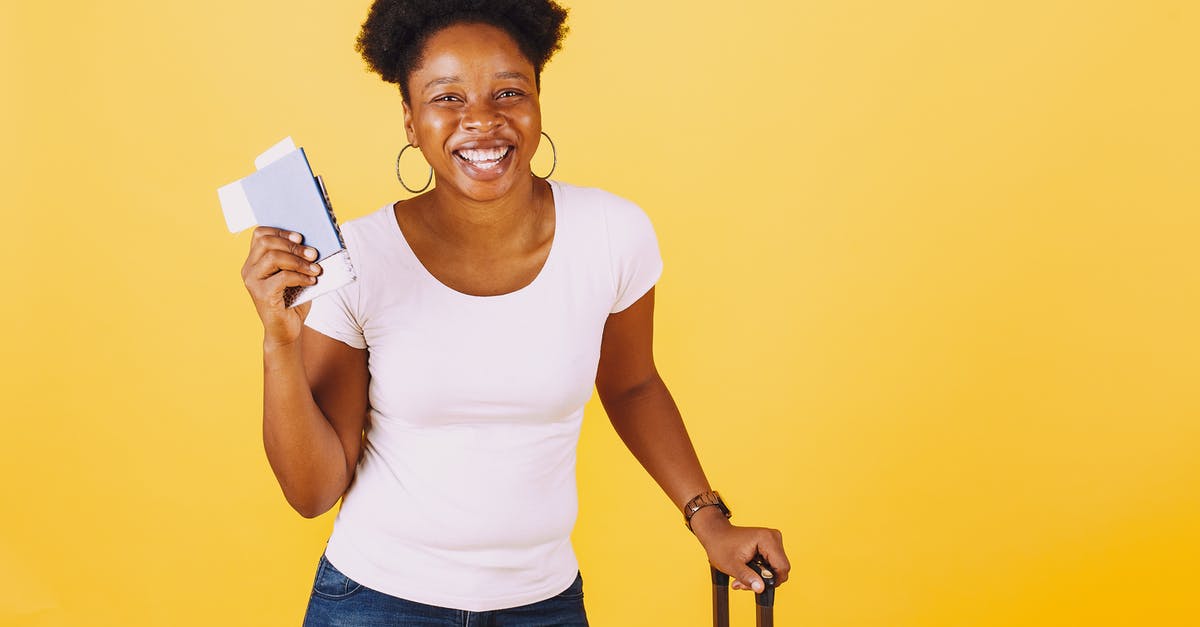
[
  {"left": 555, "top": 182, "right": 663, "bottom": 313},
  {"left": 332, "top": 203, "right": 398, "bottom": 262},
  {"left": 338, "top": 204, "right": 394, "bottom": 243},
  {"left": 552, "top": 180, "right": 653, "bottom": 230},
  {"left": 328, "top": 203, "right": 397, "bottom": 296}
]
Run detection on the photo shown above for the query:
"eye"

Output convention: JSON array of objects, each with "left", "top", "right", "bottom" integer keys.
[
  {"left": 432, "top": 94, "right": 462, "bottom": 103},
  {"left": 497, "top": 89, "right": 524, "bottom": 99}
]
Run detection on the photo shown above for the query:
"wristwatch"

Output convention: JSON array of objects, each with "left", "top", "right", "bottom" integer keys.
[{"left": 684, "top": 490, "right": 732, "bottom": 531}]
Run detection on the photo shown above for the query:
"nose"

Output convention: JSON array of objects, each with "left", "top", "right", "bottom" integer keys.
[{"left": 461, "top": 100, "right": 504, "bottom": 132}]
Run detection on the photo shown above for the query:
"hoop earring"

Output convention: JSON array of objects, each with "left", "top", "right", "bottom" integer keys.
[
  {"left": 396, "top": 144, "right": 433, "bottom": 194},
  {"left": 533, "top": 131, "right": 557, "bottom": 180}
]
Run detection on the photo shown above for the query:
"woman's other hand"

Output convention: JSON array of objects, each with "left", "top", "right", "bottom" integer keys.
[
  {"left": 240, "top": 227, "right": 323, "bottom": 346},
  {"left": 691, "top": 507, "right": 791, "bottom": 593}
]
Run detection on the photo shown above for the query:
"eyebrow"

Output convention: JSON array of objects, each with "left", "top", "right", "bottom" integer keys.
[
  {"left": 494, "top": 71, "right": 531, "bottom": 83},
  {"left": 422, "top": 71, "right": 532, "bottom": 91},
  {"left": 424, "top": 76, "right": 461, "bottom": 91}
]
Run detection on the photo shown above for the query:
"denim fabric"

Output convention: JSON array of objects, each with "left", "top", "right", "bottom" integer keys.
[{"left": 302, "top": 553, "right": 589, "bottom": 626}]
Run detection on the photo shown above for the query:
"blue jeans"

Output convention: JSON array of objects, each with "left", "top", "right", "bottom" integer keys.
[{"left": 302, "top": 553, "right": 589, "bottom": 626}]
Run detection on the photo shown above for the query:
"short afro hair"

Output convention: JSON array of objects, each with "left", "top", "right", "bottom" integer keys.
[{"left": 356, "top": 0, "right": 570, "bottom": 101}]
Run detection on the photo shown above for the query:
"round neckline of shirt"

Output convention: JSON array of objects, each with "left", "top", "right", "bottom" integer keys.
[{"left": 385, "top": 179, "right": 561, "bottom": 300}]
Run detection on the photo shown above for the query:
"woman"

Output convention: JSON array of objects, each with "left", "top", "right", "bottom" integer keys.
[{"left": 240, "top": 1, "right": 790, "bottom": 624}]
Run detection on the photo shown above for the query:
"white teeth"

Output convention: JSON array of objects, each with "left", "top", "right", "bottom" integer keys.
[{"left": 457, "top": 147, "right": 509, "bottom": 164}]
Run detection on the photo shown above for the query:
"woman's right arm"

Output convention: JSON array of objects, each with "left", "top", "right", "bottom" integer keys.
[{"left": 242, "top": 227, "right": 369, "bottom": 518}]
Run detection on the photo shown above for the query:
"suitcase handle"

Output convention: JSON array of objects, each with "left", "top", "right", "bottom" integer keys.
[
  {"left": 711, "top": 554, "right": 777, "bottom": 627},
  {"left": 747, "top": 554, "right": 777, "bottom": 607}
]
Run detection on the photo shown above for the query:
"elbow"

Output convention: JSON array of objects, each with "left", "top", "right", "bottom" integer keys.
[
  {"left": 264, "top": 447, "right": 352, "bottom": 519},
  {"left": 290, "top": 495, "right": 337, "bottom": 519},
  {"left": 282, "top": 485, "right": 341, "bottom": 519},
  {"left": 598, "top": 372, "right": 665, "bottom": 412},
  {"left": 292, "top": 501, "right": 325, "bottom": 519}
]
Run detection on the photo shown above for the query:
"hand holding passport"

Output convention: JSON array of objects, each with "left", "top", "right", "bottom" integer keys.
[{"left": 219, "top": 137, "right": 357, "bottom": 312}]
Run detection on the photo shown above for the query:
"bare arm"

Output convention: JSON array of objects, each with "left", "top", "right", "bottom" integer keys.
[
  {"left": 595, "top": 287, "right": 791, "bottom": 590},
  {"left": 262, "top": 328, "right": 367, "bottom": 518},
  {"left": 243, "top": 226, "right": 369, "bottom": 518},
  {"left": 595, "top": 288, "right": 711, "bottom": 511}
]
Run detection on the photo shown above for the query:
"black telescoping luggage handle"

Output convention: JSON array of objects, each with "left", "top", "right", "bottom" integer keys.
[{"left": 712, "top": 554, "right": 776, "bottom": 627}]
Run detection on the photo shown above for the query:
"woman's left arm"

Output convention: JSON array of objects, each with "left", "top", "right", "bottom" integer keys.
[{"left": 595, "top": 287, "right": 791, "bottom": 592}]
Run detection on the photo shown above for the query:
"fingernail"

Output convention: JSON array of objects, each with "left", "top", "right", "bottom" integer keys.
[
  {"left": 288, "top": 232, "right": 302, "bottom": 243},
  {"left": 310, "top": 264, "right": 320, "bottom": 273},
  {"left": 305, "top": 248, "right": 318, "bottom": 259},
  {"left": 752, "top": 581, "right": 764, "bottom": 593}
]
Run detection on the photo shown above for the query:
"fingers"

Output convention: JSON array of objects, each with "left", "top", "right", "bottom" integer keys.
[
  {"left": 242, "top": 228, "right": 322, "bottom": 302},
  {"left": 246, "top": 271, "right": 312, "bottom": 310},
  {"left": 242, "top": 227, "right": 321, "bottom": 281},
  {"left": 240, "top": 228, "right": 322, "bottom": 345},
  {"left": 251, "top": 225, "right": 308, "bottom": 247},
  {"left": 268, "top": 269, "right": 319, "bottom": 291},
  {"left": 710, "top": 526, "right": 791, "bottom": 593},
  {"left": 758, "top": 529, "right": 791, "bottom": 585},
  {"left": 253, "top": 249, "right": 323, "bottom": 281}
]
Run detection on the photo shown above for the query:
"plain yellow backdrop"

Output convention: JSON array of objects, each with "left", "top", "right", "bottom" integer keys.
[{"left": 3, "top": 1, "right": 1198, "bottom": 625}]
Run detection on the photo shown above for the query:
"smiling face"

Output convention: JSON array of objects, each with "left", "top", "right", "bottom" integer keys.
[{"left": 402, "top": 22, "right": 543, "bottom": 202}]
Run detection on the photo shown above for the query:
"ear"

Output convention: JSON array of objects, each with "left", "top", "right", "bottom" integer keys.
[{"left": 401, "top": 100, "right": 417, "bottom": 148}]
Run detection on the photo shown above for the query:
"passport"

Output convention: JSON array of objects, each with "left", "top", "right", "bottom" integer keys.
[{"left": 218, "top": 137, "right": 356, "bottom": 308}]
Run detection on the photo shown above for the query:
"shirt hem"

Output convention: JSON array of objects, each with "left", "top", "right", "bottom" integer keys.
[{"left": 324, "top": 535, "right": 580, "bottom": 612}]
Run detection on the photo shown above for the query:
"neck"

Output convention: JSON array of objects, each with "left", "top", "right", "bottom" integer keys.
[{"left": 420, "top": 177, "right": 548, "bottom": 253}]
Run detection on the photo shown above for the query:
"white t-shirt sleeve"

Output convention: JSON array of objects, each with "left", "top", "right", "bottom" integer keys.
[
  {"left": 303, "top": 226, "right": 367, "bottom": 349},
  {"left": 605, "top": 197, "right": 664, "bottom": 314},
  {"left": 304, "top": 278, "right": 366, "bottom": 348}
]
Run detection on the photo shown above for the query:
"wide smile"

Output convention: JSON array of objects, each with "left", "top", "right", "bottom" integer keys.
[{"left": 453, "top": 145, "right": 514, "bottom": 172}]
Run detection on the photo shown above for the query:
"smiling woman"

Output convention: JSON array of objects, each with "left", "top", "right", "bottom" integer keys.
[{"left": 236, "top": 1, "right": 790, "bottom": 625}]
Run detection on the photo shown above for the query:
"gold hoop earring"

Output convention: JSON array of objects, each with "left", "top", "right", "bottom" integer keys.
[
  {"left": 533, "top": 131, "right": 557, "bottom": 180},
  {"left": 396, "top": 143, "right": 433, "bottom": 193}
]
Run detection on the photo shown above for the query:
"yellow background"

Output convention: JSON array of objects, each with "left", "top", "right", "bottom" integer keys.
[{"left": 3, "top": 0, "right": 1197, "bottom": 625}]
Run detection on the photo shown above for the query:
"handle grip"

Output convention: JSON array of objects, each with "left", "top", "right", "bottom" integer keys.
[{"left": 711, "top": 553, "right": 777, "bottom": 627}]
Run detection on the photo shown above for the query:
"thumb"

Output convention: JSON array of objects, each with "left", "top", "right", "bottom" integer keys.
[{"left": 733, "top": 565, "right": 765, "bottom": 594}]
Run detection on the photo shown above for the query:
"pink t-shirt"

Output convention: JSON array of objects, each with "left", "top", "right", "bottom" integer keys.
[{"left": 303, "top": 179, "right": 663, "bottom": 611}]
